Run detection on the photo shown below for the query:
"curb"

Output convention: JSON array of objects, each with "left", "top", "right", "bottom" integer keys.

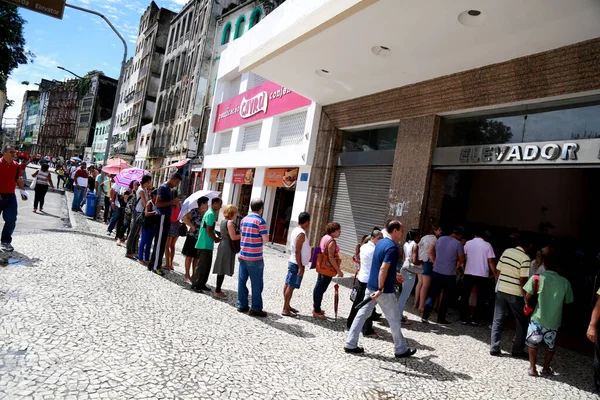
[{"left": 64, "top": 191, "right": 92, "bottom": 232}]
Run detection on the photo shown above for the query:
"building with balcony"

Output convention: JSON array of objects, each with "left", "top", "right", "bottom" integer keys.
[
  {"left": 15, "top": 90, "right": 40, "bottom": 147},
  {"left": 111, "top": 2, "right": 176, "bottom": 163},
  {"left": 91, "top": 119, "right": 111, "bottom": 163},
  {"left": 75, "top": 72, "right": 118, "bottom": 157}
]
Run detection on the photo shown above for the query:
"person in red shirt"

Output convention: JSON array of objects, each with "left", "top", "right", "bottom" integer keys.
[
  {"left": 0, "top": 145, "right": 28, "bottom": 252},
  {"left": 72, "top": 161, "right": 89, "bottom": 212}
]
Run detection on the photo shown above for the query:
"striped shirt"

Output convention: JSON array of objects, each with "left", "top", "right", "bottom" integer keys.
[
  {"left": 239, "top": 213, "right": 268, "bottom": 261},
  {"left": 497, "top": 246, "right": 531, "bottom": 296},
  {"left": 35, "top": 170, "right": 50, "bottom": 185}
]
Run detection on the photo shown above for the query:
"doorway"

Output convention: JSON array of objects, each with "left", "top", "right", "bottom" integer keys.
[
  {"left": 268, "top": 187, "right": 295, "bottom": 245},
  {"left": 232, "top": 184, "right": 252, "bottom": 226}
]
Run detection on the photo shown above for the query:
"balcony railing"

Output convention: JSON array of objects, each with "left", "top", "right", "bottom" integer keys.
[
  {"left": 139, "top": 66, "right": 147, "bottom": 79},
  {"left": 134, "top": 91, "right": 144, "bottom": 103},
  {"left": 148, "top": 146, "right": 165, "bottom": 158},
  {"left": 124, "top": 92, "right": 134, "bottom": 103}
]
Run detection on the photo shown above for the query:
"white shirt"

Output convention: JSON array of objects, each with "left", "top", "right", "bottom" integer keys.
[
  {"left": 403, "top": 240, "right": 417, "bottom": 262},
  {"left": 289, "top": 227, "right": 311, "bottom": 266},
  {"left": 357, "top": 241, "right": 376, "bottom": 283},
  {"left": 418, "top": 234, "right": 437, "bottom": 262},
  {"left": 135, "top": 187, "right": 146, "bottom": 212},
  {"left": 464, "top": 237, "right": 495, "bottom": 277}
]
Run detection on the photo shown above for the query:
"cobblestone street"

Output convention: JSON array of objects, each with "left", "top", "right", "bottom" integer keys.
[{"left": 0, "top": 194, "right": 598, "bottom": 399}]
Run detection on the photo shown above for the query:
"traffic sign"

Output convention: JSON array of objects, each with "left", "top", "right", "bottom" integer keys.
[{"left": 1, "top": 0, "right": 66, "bottom": 20}]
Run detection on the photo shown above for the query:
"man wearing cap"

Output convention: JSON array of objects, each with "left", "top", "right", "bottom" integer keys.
[
  {"left": 422, "top": 226, "right": 465, "bottom": 325},
  {"left": 0, "top": 145, "right": 28, "bottom": 252}
]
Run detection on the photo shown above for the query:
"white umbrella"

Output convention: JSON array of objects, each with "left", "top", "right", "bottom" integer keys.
[{"left": 178, "top": 190, "right": 220, "bottom": 220}]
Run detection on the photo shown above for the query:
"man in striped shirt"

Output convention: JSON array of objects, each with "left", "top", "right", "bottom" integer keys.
[
  {"left": 237, "top": 198, "right": 270, "bottom": 317},
  {"left": 490, "top": 235, "right": 532, "bottom": 358}
]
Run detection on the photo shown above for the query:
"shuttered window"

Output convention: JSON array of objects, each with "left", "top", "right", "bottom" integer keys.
[{"left": 328, "top": 166, "right": 393, "bottom": 255}]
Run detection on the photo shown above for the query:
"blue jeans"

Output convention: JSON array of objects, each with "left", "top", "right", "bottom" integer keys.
[
  {"left": 107, "top": 207, "right": 121, "bottom": 233},
  {"left": 72, "top": 186, "right": 86, "bottom": 210},
  {"left": 0, "top": 193, "right": 18, "bottom": 244},
  {"left": 346, "top": 290, "right": 408, "bottom": 355},
  {"left": 313, "top": 273, "right": 333, "bottom": 313},
  {"left": 398, "top": 269, "right": 417, "bottom": 318},
  {"left": 237, "top": 258, "right": 265, "bottom": 311},
  {"left": 138, "top": 226, "right": 155, "bottom": 261}
]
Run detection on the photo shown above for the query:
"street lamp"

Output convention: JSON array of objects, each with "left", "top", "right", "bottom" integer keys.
[{"left": 57, "top": 66, "right": 83, "bottom": 79}]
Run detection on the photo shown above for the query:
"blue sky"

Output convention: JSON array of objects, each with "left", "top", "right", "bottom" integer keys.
[{"left": 4, "top": 0, "right": 185, "bottom": 123}]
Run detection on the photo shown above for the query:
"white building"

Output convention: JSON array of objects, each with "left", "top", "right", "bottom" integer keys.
[
  {"left": 134, "top": 123, "right": 152, "bottom": 168},
  {"left": 202, "top": 3, "right": 320, "bottom": 247}
]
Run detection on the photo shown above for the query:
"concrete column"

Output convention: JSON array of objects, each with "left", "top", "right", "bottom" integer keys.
[
  {"left": 305, "top": 111, "right": 342, "bottom": 245},
  {"left": 221, "top": 167, "right": 234, "bottom": 204},
  {"left": 387, "top": 115, "right": 440, "bottom": 231},
  {"left": 251, "top": 166, "right": 266, "bottom": 200},
  {"left": 258, "top": 117, "right": 275, "bottom": 149}
]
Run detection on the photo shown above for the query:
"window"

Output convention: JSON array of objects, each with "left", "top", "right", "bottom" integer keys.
[
  {"left": 81, "top": 98, "right": 93, "bottom": 111},
  {"left": 221, "top": 22, "right": 231, "bottom": 45},
  {"left": 275, "top": 112, "right": 307, "bottom": 147},
  {"left": 341, "top": 126, "right": 398, "bottom": 152},
  {"left": 249, "top": 7, "right": 261, "bottom": 29},
  {"left": 234, "top": 15, "right": 245, "bottom": 39},
  {"left": 79, "top": 113, "right": 91, "bottom": 127}
]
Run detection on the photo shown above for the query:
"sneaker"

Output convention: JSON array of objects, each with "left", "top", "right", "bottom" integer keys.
[
  {"left": 344, "top": 346, "right": 365, "bottom": 354},
  {"left": 1, "top": 242, "right": 14, "bottom": 252},
  {"left": 460, "top": 320, "right": 468, "bottom": 326},
  {"left": 436, "top": 319, "right": 452, "bottom": 325},
  {"left": 249, "top": 309, "right": 267, "bottom": 318},
  {"left": 153, "top": 269, "right": 165, "bottom": 276},
  {"left": 490, "top": 350, "right": 501, "bottom": 356},
  {"left": 401, "top": 315, "right": 408, "bottom": 323},
  {"left": 395, "top": 348, "right": 417, "bottom": 358}
]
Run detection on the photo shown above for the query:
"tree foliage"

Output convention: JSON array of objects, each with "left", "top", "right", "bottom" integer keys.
[{"left": 0, "top": 4, "right": 34, "bottom": 91}]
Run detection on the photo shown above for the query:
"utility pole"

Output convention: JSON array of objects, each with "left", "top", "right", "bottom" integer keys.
[{"left": 65, "top": 3, "right": 127, "bottom": 169}]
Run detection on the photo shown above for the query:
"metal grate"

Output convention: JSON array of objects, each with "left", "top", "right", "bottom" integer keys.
[
  {"left": 222, "top": 75, "right": 241, "bottom": 102},
  {"left": 275, "top": 111, "right": 307, "bottom": 147},
  {"left": 248, "top": 73, "right": 267, "bottom": 89},
  {"left": 217, "top": 131, "right": 232, "bottom": 154},
  {"left": 241, "top": 123, "right": 262, "bottom": 151}
]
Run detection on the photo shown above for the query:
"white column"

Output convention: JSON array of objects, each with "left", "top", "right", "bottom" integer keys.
[
  {"left": 304, "top": 103, "right": 321, "bottom": 165},
  {"left": 258, "top": 117, "right": 276, "bottom": 149},
  {"left": 250, "top": 167, "right": 266, "bottom": 200},
  {"left": 230, "top": 127, "right": 242, "bottom": 153},
  {"left": 221, "top": 167, "right": 235, "bottom": 204},
  {"left": 290, "top": 166, "right": 311, "bottom": 224},
  {"left": 239, "top": 72, "right": 250, "bottom": 93}
]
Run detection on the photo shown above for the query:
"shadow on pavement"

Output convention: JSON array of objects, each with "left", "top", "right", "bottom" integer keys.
[
  {"left": 377, "top": 353, "right": 473, "bottom": 382},
  {"left": 0, "top": 251, "right": 41, "bottom": 268}
]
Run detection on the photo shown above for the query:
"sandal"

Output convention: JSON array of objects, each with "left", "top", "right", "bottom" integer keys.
[
  {"left": 540, "top": 368, "right": 554, "bottom": 376},
  {"left": 282, "top": 310, "right": 298, "bottom": 317},
  {"left": 527, "top": 370, "right": 539, "bottom": 377},
  {"left": 312, "top": 310, "right": 327, "bottom": 320},
  {"left": 290, "top": 307, "right": 299, "bottom": 314}
]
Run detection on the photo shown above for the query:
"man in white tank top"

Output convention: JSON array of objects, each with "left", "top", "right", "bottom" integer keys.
[{"left": 282, "top": 212, "right": 311, "bottom": 317}]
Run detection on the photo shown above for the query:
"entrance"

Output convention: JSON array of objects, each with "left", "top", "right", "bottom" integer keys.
[
  {"left": 269, "top": 187, "right": 295, "bottom": 245},
  {"left": 232, "top": 184, "right": 252, "bottom": 226},
  {"left": 437, "top": 167, "right": 600, "bottom": 345}
]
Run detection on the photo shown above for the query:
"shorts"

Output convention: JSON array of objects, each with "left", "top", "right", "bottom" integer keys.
[
  {"left": 526, "top": 320, "right": 557, "bottom": 351},
  {"left": 182, "top": 234, "right": 200, "bottom": 258},
  {"left": 168, "top": 221, "right": 181, "bottom": 237},
  {"left": 285, "top": 261, "right": 303, "bottom": 289},
  {"left": 422, "top": 261, "right": 434, "bottom": 277}
]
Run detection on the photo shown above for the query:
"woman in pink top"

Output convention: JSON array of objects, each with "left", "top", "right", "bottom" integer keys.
[
  {"left": 164, "top": 190, "right": 182, "bottom": 271},
  {"left": 312, "top": 222, "right": 344, "bottom": 319}
]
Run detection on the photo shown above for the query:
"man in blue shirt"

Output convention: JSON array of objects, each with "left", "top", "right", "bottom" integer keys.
[
  {"left": 345, "top": 220, "right": 417, "bottom": 358},
  {"left": 148, "top": 172, "right": 182, "bottom": 275}
]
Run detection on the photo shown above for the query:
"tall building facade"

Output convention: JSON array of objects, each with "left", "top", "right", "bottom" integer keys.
[
  {"left": 15, "top": 90, "right": 40, "bottom": 147},
  {"left": 113, "top": 1, "right": 176, "bottom": 166}
]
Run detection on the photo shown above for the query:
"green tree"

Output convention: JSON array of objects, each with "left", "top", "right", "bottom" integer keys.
[{"left": 0, "top": 4, "right": 34, "bottom": 90}]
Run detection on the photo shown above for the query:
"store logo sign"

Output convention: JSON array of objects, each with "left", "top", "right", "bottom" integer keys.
[
  {"left": 240, "top": 91, "right": 268, "bottom": 119},
  {"left": 459, "top": 142, "right": 579, "bottom": 163}
]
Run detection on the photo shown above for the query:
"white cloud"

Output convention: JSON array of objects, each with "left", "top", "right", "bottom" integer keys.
[
  {"left": 172, "top": 0, "right": 187, "bottom": 4},
  {"left": 4, "top": 78, "right": 39, "bottom": 121}
]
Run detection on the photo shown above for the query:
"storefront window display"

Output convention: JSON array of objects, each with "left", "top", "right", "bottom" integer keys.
[
  {"left": 264, "top": 168, "right": 298, "bottom": 245},
  {"left": 231, "top": 168, "right": 254, "bottom": 225},
  {"left": 209, "top": 169, "right": 226, "bottom": 193}
]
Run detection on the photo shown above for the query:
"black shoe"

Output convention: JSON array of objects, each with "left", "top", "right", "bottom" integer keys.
[
  {"left": 197, "top": 285, "right": 211, "bottom": 291},
  {"left": 372, "top": 311, "right": 382, "bottom": 320},
  {"left": 401, "top": 316, "right": 408, "bottom": 323},
  {"left": 490, "top": 350, "right": 501, "bottom": 356},
  {"left": 344, "top": 346, "right": 365, "bottom": 354},
  {"left": 511, "top": 351, "right": 529, "bottom": 359},
  {"left": 436, "top": 318, "right": 452, "bottom": 325},
  {"left": 395, "top": 348, "right": 417, "bottom": 358},
  {"left": 422, "top": 310, "right": 430, "bottom": 322},
  {"left": 249, "top": 309, "right": 267, "bottom": 318},
  {"left": 237, "top": 307, "right": 250, "bottom": 313}
]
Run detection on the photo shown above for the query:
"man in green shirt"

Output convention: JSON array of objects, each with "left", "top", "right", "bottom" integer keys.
[
  {"left": 191, "top": 197, "right": 222, "bottom": 293},
  {"left": 524, "top": 253, "right": 573, "bottom": 377}
]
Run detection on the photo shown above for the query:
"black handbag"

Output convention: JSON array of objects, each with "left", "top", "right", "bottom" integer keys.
[
  {"left": 178, "top": 223, "right": 188, "bottom": 237},
  {"left": 228, "top": 221, "right": 241, "bottom": 254}
]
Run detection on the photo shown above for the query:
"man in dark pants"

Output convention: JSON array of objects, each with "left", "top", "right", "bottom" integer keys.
[
  {"left": 490, "top": 236, "right": 532, "bottom": 358},
  {"left": 191, "top": 197, "right": 222, "bottom": 292},
  {"left": 0, "top": 145, "right": 28, "bottom": 252},
  {"left": 422, "top": 226, "right": 465, "bottom": 325},
  {"left": 148, "top": 172, "right": 182, "bottom": 276},
  {"left": 587, "top": 286, "right": 600, "bottom": 391}
]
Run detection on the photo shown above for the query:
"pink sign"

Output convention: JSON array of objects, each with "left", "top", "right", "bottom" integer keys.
[{"left": 214, "top": 80, "right": 311, "bottom": 132}]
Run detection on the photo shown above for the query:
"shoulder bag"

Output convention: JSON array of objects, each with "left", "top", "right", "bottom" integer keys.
[
  {"left": 229, "top": 221, "right": 241, "bottom": 254},
  {"left": 316, "top": 238, "right": 341, "bottom": 277}
]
